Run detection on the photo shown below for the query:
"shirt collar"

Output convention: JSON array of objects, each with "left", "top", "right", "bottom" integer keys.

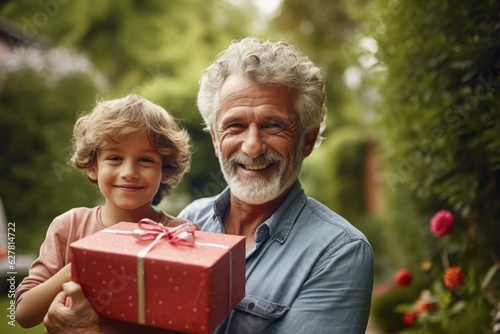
[
  {"left": 213, "top": 187, "right": 231, "bottom": 219},
  {"left": 212, "top": 181, "right": 307, "bottom": 243},
  {"left": 265, "top": 181, "right": 306, "bottom": 242}
]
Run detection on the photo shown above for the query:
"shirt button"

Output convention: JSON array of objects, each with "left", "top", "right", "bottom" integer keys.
[
  {"left": 277, "top": 235, "right": 285, "bottom": 242},
  {"left": 248, "top": 302, "right": 255, "bottom": 310}
]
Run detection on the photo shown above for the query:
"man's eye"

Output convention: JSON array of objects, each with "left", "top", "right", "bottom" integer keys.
[
  {"left": 268, "top": 123, "right": 282, "bottom": 128},
  {"left": 263, "top": 123, "right": 284, "bottom": 131},
  {"left": 222, "top": 123, "right": 245, "bottom": 133},
  {"left": 227, "top": 123, "right": 244, "bottom": 129}
]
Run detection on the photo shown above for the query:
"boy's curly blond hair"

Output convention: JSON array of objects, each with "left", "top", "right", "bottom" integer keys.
[{"left": 71, "top": 94, "right": 191, "bottom": 205}]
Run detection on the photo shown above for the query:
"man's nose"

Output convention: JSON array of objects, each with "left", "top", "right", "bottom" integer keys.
[{"left": 241, "top": 124, "right": 266, "bottom": 158}]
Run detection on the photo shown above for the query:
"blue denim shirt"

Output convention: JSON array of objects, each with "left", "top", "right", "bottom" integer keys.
[{"left": 178, "top": 181, "right": 373, "bottom": 334}]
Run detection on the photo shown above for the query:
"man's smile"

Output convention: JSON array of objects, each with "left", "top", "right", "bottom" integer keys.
[{"left": 239, "top": 163, "right": 272, "bottom": 171}]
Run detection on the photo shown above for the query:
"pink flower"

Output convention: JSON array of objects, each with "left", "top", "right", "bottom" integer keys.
[
  {"left": 430, "top": 210, "right": 454, "bottom": 237},
  {"left": 394, "top": 268, "right": 413, "bottom": 287},
  {"left": 443, "top": 266, "right": 465, "bottom": 290}
]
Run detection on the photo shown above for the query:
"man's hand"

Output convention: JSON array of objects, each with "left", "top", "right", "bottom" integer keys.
[{"left": 44, "top": 281, "right": 102, "bottom": 334}]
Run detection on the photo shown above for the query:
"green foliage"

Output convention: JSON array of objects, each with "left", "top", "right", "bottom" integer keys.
[
  {"left": 0, "top": 48, "right": 102, "bottom": 250},
  {"left": 371, "top": 284, "right": 421, "bottom": 333},
  {"left": 396, "top": 264, "right": 498, "bottom": 333},
  {"left": 302, "top": 127, "right": 366, "bottom": 221},
  {"left": 379, "top": 190, "right": 437, "bottom": 273},
  {"left": 372, "top": 0, "right": 500, "bottom": 222},
  {"left": 1, "top": 0, "right": 255, "bottom": 94},
  {"left": 365, "top": 0, "right": 500, "bottom": 331}
]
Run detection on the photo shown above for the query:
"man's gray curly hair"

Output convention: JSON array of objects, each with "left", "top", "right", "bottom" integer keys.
[{"left": 197, "top": 37, "right": 327, "bottom": 148}]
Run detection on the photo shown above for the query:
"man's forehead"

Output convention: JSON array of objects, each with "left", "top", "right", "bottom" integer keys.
[{"left": 220, "top": 76, "right": 294, "bottom": 108}]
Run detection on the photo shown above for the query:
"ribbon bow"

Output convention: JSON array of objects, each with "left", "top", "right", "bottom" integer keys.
[
  {"left": 128, "top": 218, "right": 197, "bottom": 325},
  {"left": 132, "top": 218, "right": 197, "bottom": 246}
]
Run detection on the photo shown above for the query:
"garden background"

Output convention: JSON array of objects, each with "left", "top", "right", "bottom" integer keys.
[{"left": 0, "top": 0, "right": 499, "bottom": 333}]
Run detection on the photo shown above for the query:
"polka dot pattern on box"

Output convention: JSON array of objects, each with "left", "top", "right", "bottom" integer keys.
[{"left": 70, "top": 221, "right": 246, "bottom": 333}]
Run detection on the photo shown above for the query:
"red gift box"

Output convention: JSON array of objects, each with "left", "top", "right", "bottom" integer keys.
[{"left": 70, "top": 220, "right": 246, "bottom": 334}]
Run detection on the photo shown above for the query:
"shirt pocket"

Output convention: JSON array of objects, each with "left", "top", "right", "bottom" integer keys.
[{"left": 235, "top": 295, "right": 289, "bottom": 319}]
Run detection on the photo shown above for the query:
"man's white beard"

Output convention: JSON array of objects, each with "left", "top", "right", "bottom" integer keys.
[{"left": 217, "top": 143, "right": 304, "bottom": 205}]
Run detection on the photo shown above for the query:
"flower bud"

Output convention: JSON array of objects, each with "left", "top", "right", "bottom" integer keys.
[
  {"left": 443, "top": 266, "right": 465, "bottom": 290},
  {"left": 402, "top": 311, "right": 418, "bottom": 326},
  {"left": 394, "top": 268, "right": 413, "bottom": 287}
]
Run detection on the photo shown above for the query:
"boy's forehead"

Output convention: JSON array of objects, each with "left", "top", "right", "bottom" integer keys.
[{"left": 98, "top": 131, "right": 153, "bottom": 149}]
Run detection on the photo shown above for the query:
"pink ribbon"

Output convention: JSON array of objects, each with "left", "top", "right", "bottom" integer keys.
[{"left": 132, "top": 218, "right": 198, "bottom": 246}]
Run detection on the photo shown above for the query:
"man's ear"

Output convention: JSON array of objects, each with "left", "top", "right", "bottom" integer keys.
[
  {"left": 210, "top": 130, "right": 219, "bottom": 157},
  {"left": 87, "top": 166, "right": 97, "bottom": 181},
  {"left": 302, "top": 126, "right": 320, "bottom": 158}
]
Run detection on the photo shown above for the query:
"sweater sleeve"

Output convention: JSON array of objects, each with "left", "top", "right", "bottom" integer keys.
[{"left": 15, "top": 215, "right": 70, "bottom": 306}]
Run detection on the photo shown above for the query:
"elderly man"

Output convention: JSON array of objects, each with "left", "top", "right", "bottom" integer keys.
[{"left": 44, "top": 37, "right": 373, "bottom": 334}]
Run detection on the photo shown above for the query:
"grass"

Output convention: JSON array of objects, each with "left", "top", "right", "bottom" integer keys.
[{"left": 0, "top": 295, "right": 44, "bottom": 333}]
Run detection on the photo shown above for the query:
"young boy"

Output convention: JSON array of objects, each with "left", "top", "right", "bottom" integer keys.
[{"left": 15, "top": 94, "right": 192, "bottom": 333}]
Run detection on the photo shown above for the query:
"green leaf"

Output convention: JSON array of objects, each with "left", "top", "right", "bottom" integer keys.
[
  {"left": 480, "top": 264, "right": 499, "bottom": 291},
  {"left": 448, "top": 300, "right": 467, "bottom": 315},
  {"left": 394, "top": 303, "right": 415, "bottom": 313}
]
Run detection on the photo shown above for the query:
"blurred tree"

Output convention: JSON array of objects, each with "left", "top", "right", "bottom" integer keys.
[
  {"left": 0, "top": 48, "right": 103, "bottom": 249},
  {"left": 0, "top": 0, "right": 254, "bottom": 94}
]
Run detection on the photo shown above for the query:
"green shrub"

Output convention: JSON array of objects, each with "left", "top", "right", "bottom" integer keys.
[
  {"left": 0, "top": 47, "right": 105, "bottom": 250},
  {"left": 371, "top": 284, "right": 420, "bottom": 333},
  {"left": 364, "top": 0, "right": 500, "bottom": 332},
  {"left": 302, "top": 127, "right": 366, "bottom": 221}
]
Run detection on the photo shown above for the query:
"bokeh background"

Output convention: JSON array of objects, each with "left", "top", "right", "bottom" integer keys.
[{"left": 1, "top": 0, "right": 499, "bottom": 333}]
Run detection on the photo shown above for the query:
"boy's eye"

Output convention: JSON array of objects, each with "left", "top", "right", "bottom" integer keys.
[
  {"left": 107, "top": 156, "right": 121, "bottom": 161},
  {"left": 139, "top": 157, "right": 154, "bottom": 163}
]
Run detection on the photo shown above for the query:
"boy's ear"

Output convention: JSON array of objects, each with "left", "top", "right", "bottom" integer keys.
[
  {"left": 161, "top": 174, "right": 169, "bottom": 184},
  {"left": 87, "top": 167, "right": 97, "bottom": 181}
]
